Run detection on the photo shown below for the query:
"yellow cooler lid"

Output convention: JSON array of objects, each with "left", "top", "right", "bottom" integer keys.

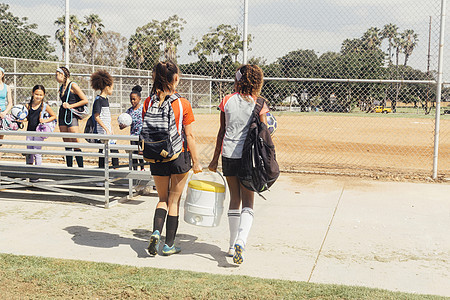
[{"left": 188, "top": 180, "right": 225, "bottom": 193}]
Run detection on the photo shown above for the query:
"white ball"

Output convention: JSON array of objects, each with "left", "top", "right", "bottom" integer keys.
[
  {"left": 117, "top": 113, "right": 132, "bottom": 127},
  {"left": 11, "top": 104, "right": 28, "bottom": 120}
]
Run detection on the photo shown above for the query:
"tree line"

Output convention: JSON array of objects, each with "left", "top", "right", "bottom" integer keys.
[{"left": 0, "top": 4, "right": 441, "bottom": 113}]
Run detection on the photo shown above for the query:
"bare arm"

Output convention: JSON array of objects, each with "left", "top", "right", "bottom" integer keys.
[
  {"left": 208, "top": 111, "right": 226, "bottom": 172},
  {"left": 41, "top": 105, "right": 57, "bottom": 123},
  {"left": 0, "top": 86, "right": 13, "bottom": 118},
  {"left": 184, "top": 123, "right": 202, "bottom": 173}
]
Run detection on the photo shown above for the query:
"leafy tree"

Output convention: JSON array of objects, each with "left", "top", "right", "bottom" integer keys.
[
  {"left": 125, "top": 32, "right": 159, "bottom": 70},
  {"left": 125, "top": 15, "right": 186, "bottom": 69},
  {"left": 0, "top": 4, "right": 55, "bottom": 60},
  {"left": 189, "top": 24, "right": 249, "bottom": 99},
  {"left": 362, "top": 27, "right": 382, "bottom": 50},
  {"left": 95, "top": 31, "right": 127, "bottom": 67}
]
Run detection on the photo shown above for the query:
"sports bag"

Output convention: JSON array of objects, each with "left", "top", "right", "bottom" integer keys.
[
  {"left": 36, "top": 103, "right": 57, "bottom": 139},
  {"left": 0, "top": 114, "right": 20, "bottom": 131},
  {"left": 61, "top": 82, "right": 90, "bottom": 123},
  {"left": 238, "top": 97, "right": 280, "bottom": 195},
  {"left": 140, "top": 93, "right": 183, "bottom": 163}
]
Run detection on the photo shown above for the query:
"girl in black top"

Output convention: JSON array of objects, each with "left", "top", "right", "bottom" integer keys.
[
  {"left": 24, "top": 85, "right": 56, "bottom": 167},
  {"left": 55, "top": 67, "right": 88, "bottom": 167}
]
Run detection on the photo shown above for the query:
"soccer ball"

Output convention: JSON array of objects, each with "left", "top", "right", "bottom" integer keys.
[
  {"left": 266, "top": 112, "right": 277, "bottom": 136},
  {"left": 117, "top": 113, "right": 132, "bottom": 127},
  {"left": 11, "top": 104, "right": 28, "bottom": 121}
]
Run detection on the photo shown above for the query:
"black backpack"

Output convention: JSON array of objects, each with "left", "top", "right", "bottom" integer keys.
[{"left": 238, "top": 97, "right": 280, "bottom": 196}]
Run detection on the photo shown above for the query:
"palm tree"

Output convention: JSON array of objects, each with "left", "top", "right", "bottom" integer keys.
[
  {"left": 362, "top": 27, "right": 381, "bottom": 50},
  {"left": 381, "top": 23, "right": 398, "bottom": 65},
  {"left": 393, "top": 35, "right": 404, "bottom": 67},
  {"left": 401, "top": 29, "right": 419, "bottom": 66},
  {"left": 54, "top": 15, "right": 82, "bottom": 61},
  {"left": 82, "top": 14, "right": 104, "bottom": 65}
]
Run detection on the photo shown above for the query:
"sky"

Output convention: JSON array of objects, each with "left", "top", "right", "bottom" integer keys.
[{"left": 5, "top": 0, "right": 450, "bottom": 81}]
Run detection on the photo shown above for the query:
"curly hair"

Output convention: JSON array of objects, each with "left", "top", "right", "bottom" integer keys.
[
  {"left": 90, "top": 70, "right": 114, "bottom": 91},
  {"left": 235, "top": 64, "right": 264, "bottom": 99}
]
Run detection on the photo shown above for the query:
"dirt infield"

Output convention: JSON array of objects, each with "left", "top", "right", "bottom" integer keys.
[
  {"left": 192, "top": 113, "right": 450, "bottom": 177},
  {"left": 2, "top": 112, "right": 449, "bottom": 179}
]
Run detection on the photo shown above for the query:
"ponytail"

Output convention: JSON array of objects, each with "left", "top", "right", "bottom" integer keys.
[{"left": 152, "top": 61, "right": 179, "bottom": 104}]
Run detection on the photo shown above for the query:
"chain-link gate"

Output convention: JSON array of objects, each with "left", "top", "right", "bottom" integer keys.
[{"left": 0, "top": 0, "right": 448, "bottom": 178}]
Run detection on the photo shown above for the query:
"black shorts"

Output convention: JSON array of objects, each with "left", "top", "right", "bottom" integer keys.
[
  {"left": 58, "top": 107, "right": 79, "bottom": 127},
  {"left": 150, "top": 151, "right": 191, "bottom": 176},
  {"left": 222, "top": 156, "right": 241, "bottom": 177}
]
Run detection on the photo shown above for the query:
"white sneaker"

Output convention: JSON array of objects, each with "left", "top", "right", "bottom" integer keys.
[{"left": 227, "top": 247, "right": 235, "bottom": 257}]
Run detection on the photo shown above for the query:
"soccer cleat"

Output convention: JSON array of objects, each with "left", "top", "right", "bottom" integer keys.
[
  {"left": 233, "top": 243, "right": 244, "bottom": 264},
  {"left": 227, "top": 247, "right": 235, "bottom": 257},
  {"left": 147, "top": 230, "right": 160, "bottom": 256},
  {"left": 162, "top": 244, "right": 181, "bottom": 256}
]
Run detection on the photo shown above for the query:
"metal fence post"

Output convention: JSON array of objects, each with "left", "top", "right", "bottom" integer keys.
[
  {"left": 65, "top": 0, "right": 70, "bottom": 68},
  {"left": 13, "top": 58, "right": 17, "bottom": 105},
  {"left": 433, "top": 0, "right": 446, "bottom": 179},
  {"left": 120, "top": 67, "right": 123, "bottom": 111},
  {"left": 243, "top": 0, "right": 249, "bottom": 64}
]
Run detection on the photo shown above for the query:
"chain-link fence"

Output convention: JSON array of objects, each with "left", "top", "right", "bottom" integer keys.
[{"left": 1, "top": 0, "right": 449, "bottom": 178}]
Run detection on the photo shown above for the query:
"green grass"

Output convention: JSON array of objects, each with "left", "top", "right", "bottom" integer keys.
[{"left": 0, "top": 253, "right": 446, "bottom": 299}]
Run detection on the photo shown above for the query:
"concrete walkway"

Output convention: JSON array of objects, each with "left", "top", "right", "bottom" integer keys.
[{"left": 0, "top": 173, "right": 449, "bottom": 297}]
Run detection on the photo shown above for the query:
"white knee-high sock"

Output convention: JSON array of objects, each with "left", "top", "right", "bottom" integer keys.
[
  {"left": 236, "top": 207, "right": 254, "bottom": 248},
  {"left": 228, "top": 209, "right": 241, "bottom": 249}
]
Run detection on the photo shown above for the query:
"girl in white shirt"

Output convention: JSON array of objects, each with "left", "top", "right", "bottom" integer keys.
[{"left": 209, "top": 64, "right": 269, "bottom": 265}]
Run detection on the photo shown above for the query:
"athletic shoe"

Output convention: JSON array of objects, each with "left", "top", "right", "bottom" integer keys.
[
  {"left": 147, "top": 230, "right": 160, "bottom": 256},
  {"left": 162, "top": 244, "right": 181, "bottom": 256},
  {"left": 227, "top": 247, "right": 235, "bottom": 257},
  {"left": 233, "top": 243, "right": 244, "bottom": 264}
]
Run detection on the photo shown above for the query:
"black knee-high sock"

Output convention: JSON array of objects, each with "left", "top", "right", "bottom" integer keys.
[
  {"left": 165, "top": 215, "right": 179, "bottom": 247},
  {"left": 65, "top": 147, "right": 73, "bottom": 167},
  {"left": 153, "top": 208, "right": 167, "bottom": 234},
  {"left": 74, "top": 148, "right": 84, "bottom": 167}
]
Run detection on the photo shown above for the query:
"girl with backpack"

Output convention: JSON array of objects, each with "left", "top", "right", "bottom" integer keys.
[
  {"left": 208, "top": 64, "right": 269, "bottom": 265},
  {"left": 0, "top": 67, "right": 13, "bottom": 142},
  {"left": 144, "top": 61, "right": 202, "bottom": 256},
  {"left": 55, "top": 67, "right": 88, "bottom": 167},
  {"left": 23, "top": 85, "right": 56, "bottom": 173}
]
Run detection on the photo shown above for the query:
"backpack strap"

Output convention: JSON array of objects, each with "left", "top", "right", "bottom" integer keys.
[
  {"left": 40, "top": 102, "right": 49, "bottom": 121},
  {"left": 167, "top": 93, "right": 183, "bottom": 135},
  {"left": 254, "top": 97, "right": 265, "bottom": 117}
]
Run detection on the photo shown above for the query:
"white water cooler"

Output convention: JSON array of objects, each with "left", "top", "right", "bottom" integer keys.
[{"left": 184, "top": 174, "right": 226, "bottom": 227}]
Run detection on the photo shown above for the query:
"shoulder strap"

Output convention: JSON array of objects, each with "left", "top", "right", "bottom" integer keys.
[
  {"left": 64, "top": 82, "right": 73, "bottom": 103},
  {"left": 254, "top": 97, "right": 265, "bottom": 117},
  {"left": 40, "top": 103, "right": 47, "bottom": 119}
]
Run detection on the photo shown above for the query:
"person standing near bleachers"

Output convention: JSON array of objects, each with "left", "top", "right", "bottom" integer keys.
[
  {"left": 0, "top": 67, "right": 13, "bottom": 142},
  {"left": 24, "top": 85, "right": 56, "bottom": 169},
  {"left": 55, "top": 67, "right": 88, "bottom": 167}
]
